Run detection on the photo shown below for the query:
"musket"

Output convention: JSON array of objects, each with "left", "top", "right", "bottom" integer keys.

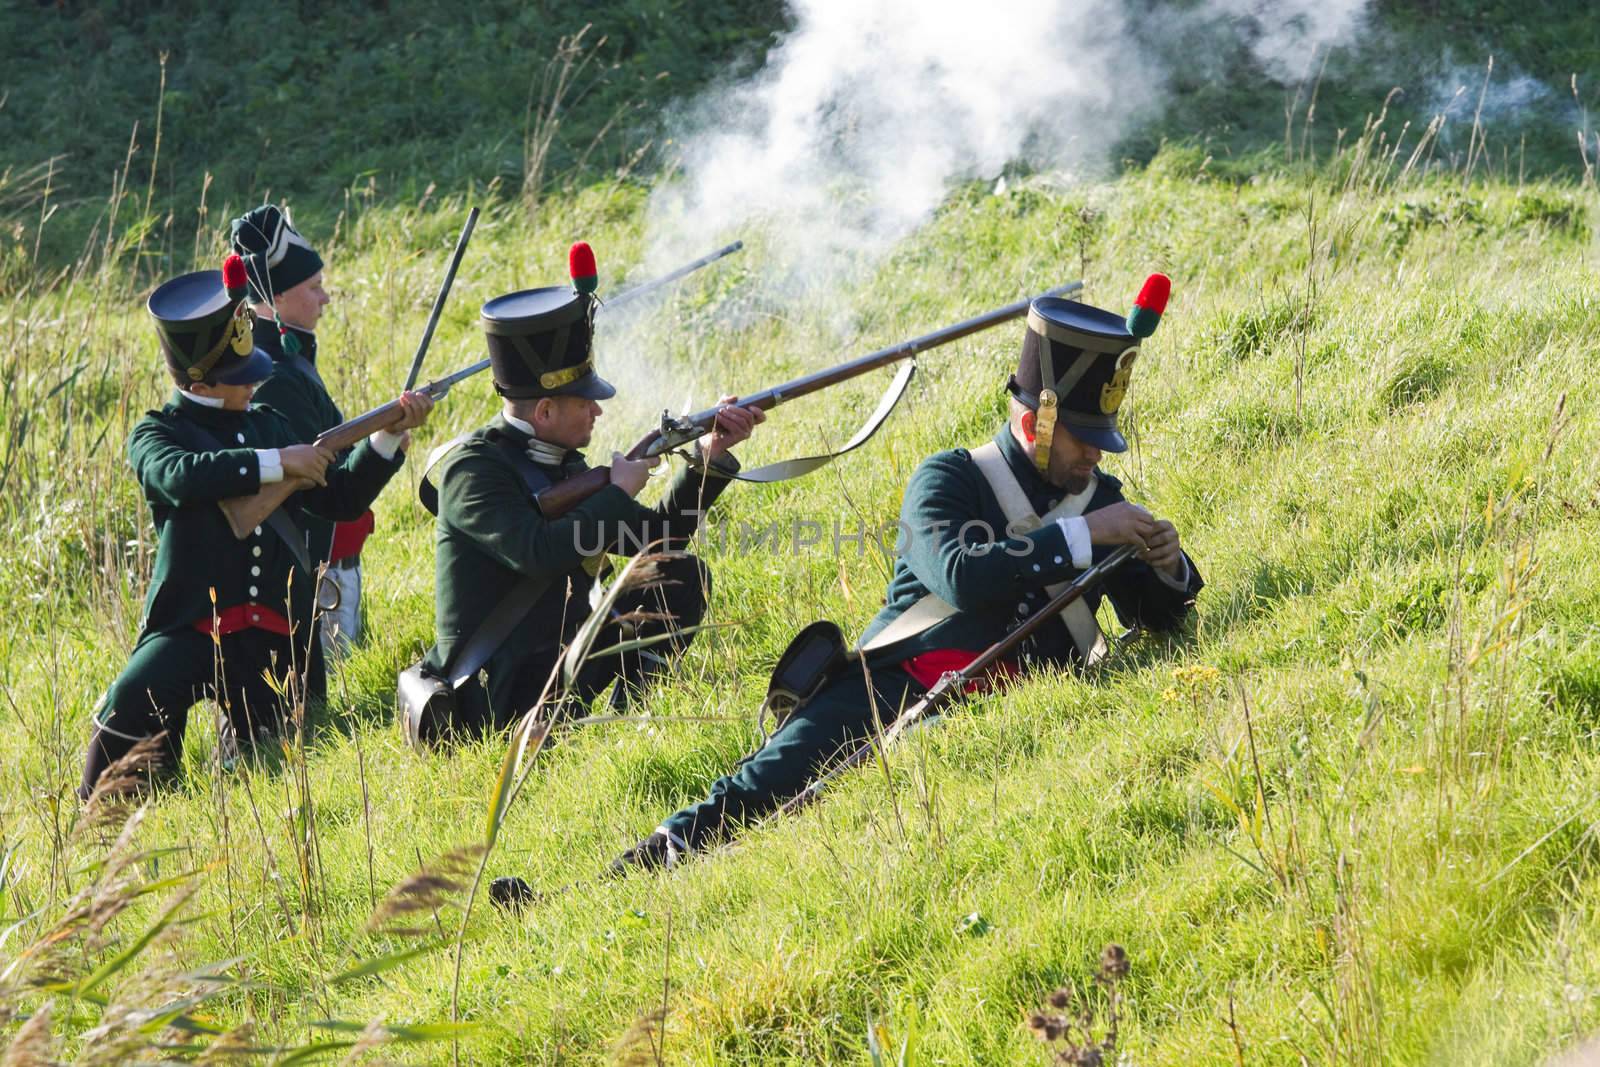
[
  {"left": 217, "top": 206, "right": 480, "bottom": 539},
  {"left": 534, "top": 279, "right": 1086, "bottom": 519},
  {"left": 484, "top": 542, "right": 1139, "bottom": 912},
  {"left": 777, "top": 543, "right": 1139, "bottom": 816},
  {"left": 217, "top": 361, "right": 493, "bottom": 538},
  {"left": 404, "top": 206, "right": 479, "bottom": 391},
  {"left": 602, "top": 240, "right": 743, "bottom": 311},
  {"left": 215, "top": 240, "right": 748, "bottom": 540}
]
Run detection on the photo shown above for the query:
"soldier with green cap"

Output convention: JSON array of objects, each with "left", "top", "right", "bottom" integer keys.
[
  {"left": 601, "top": 279, "right": 1203, "bottom": 873},
  {"left": 229, "top": 205, "right": 406, "bottom": 657},
  {"left": 78, "top": 258, "right": 432, "bottom": 799},
  {"left": 402, "top": 247, "right": 764, "bottom": 746}
]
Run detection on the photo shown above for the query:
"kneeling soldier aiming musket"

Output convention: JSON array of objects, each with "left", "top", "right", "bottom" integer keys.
[
  {"left": 603, "top": 274, "right": 1203, "bottom": 872},
  {"left": 401, "top": 244, "right": 764, "bottom": 745},
  {"left": 80, "top": 257, "right": 432, "bottom": 799}
]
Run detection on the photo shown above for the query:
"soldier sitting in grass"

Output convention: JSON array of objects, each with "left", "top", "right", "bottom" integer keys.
[
  {"left": 79, "top": 257, "right": 432, "bottom": 799},
  {"left": 603, "top": 281, "right": 1204, "bottom": 873},
  {"left": 401, "top": 245, "right": 763, "bottom": 747},
  {"left": 231, "top": 205, "right": 372, "bottom": 660}
]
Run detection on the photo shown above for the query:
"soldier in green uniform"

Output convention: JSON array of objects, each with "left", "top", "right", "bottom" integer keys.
[
  {"left": 609, "top": 290, "right": 1203, "bottom": 871},
  {"left": 403, "top": 263, "right": 763, "bottom": 744},
  {"left": 79, "top": 260, "right": 432, "bottom": 799},
  {"left": 230, "top": 205, "right": 370, "bottom": 657}
]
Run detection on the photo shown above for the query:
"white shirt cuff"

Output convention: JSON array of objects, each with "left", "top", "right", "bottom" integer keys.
[
  {"left": 370, "top": 430, "right": 403, "bottom": 460},
  {"left": 655, "top": 826, "right": 691, "bottom": 853},
  {"left": 1155, "top": 555, "right": 1191, "bottom": 590},
  {"left": 1057, "top": 515, "right": 1093, "bottom": 570},
  {"left": 255, "top": 448, "right": 283, "bottom": 484}
]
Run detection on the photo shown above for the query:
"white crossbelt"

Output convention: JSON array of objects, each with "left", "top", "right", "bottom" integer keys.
[{"left": 860, "top": 441, "right": 1108, "bottom": 664}]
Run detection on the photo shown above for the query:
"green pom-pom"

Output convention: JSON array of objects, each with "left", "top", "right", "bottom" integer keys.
[
  {"left": 568, "top": 242, "right": 598, "bottom": 294},
  {"left": 1126, "top": 305, "right": 1161, "bottom": 338}
]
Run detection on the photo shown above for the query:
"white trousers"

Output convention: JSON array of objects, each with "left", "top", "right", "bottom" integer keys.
[{"left": 319, "top": 561, "right": 363, "bottom": 657}]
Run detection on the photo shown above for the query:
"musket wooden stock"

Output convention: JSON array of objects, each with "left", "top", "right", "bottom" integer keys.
[
  {"left": 216, "top": 387, "right": 450, "bottom": 539},
  {"left": 534, "top": 280, "right": 1085, "bottom": 519},
  {"left": 215, "top": 240, "right": 752, "bottom": 540},
  {"left": 530, "top": 435, "right": 658, "bottom": 520}
]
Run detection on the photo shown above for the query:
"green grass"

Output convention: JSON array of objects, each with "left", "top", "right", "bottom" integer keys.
[
  {"left": 5, "top": 0, "right": 1597, "bottom": 281},
  {"left": 0, "top": 0, "right": 786, "bottom": 269},
  {"left": 1, "top": 138, "right": 1599, "bottom": 1062},
  {"left": 1134, "top": 0, "right": 1599, "bottom": 176}
]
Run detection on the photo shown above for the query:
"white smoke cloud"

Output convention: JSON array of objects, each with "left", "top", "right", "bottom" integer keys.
[
  {"left": 1199, "top": 0, "right": 1371, "bottom": 81},
  {"left": 640, "top": 0, "right": 1376, "bottom": 314},
  {"left": 1425, "top": 60, "right": 1552, "bottom": 125}
]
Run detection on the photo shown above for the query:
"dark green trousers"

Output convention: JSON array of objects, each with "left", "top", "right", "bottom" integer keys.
[
  {"left": 80, "top": 626, "right": 314, "bottom": 799},
  {"left": 452, "top": 555, "right": 711, "bottom": 733},
  {"left": 659, "top": 663, "right": 923, "bottom": 849}
]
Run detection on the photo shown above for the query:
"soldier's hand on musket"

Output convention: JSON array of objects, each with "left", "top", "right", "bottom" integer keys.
[
  {"left": 1141, "top": 519, "right": 1184, "bottom": 577},
  {"left": 609, "top": 452, "right": 659, "bottom": 498},
  {"left": 385, "top": 389, "right": 434, "bottom": 452},
  {"left": 1084, "top": 501, "right": 1157, "bottom": 552},
  {"left": 391, "top": 390, "right": 434, "bottom": 432},
  {"left": 281, "top": 443, "right": 335, "bottom": 487},
  {"left": 698, "top": 394, "right": 765, "bottom": 462}
]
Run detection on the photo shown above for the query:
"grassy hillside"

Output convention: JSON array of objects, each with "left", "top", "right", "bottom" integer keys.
[
  {"left": 4, "top": 0, "right": 1596, "bottom": 278},
  {"left": 1134, "top": 0, "right": 1599, "bottom": 176},
  {"left": 1, "top": 124, "right": 1598, "bottom": 1062},
  {"left": 0, "top": 0, "right": 784, "bottom": 267}
]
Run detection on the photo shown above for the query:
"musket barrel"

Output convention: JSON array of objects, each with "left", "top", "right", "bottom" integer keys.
[
  {"left": 920, "top": 543, "right": 1137, "bottom": 696},
  {"left": 779, "top": 542, "right": 1136, "bottom": 814},
  {"left": 404, "top": 206, "right": 480, "bottom": 392},
  {"left": 427, "top": 358, "right": 492, "bottom": 393},
  {"left": 605, "top": 240, "right": 744, "bottom": 311},
  {"left": 670, "top": 279, "right": 1084, "bottom": 435}
]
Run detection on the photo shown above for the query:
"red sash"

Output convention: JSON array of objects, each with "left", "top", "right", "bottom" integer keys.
[
  {"left": 193, "top": 603, "right": 292, "bottom": 637},
  {"left": 900, "top": 648, "right": 1020, "bottom": 694},
  {"left": 329, "top": 509, "right": 375, "bottom": 563}
]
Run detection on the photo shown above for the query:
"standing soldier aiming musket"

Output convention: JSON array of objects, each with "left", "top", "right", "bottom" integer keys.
[
  {"left": 590, "top": 272, "right": 1205, "bottom": 875},
  {"left": 79, "top": 256, "right": 432, "bottom": 799}
]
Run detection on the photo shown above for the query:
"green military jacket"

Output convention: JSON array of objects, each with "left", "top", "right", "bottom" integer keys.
[
  {"left": 127, "top": 392, "right": 403, "bottom": 644},
  {"left": 248, "top": 320, "right": 346, "bottom": 564},
  {"left": 422, "top": 415, "right": 734, "bottom": 716},
  {"left": 858, "top": 427, "right": 1202, "bottom": 666}
]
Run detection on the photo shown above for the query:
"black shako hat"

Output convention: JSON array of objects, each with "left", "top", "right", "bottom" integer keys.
[
  {"left": 1008, "top": 298, "right": 1142, "bottom": 454},
  {"left": 229, "top": 205, "right": 324, "bottom": 303},
  {"left": 148, "top": 258, "right": 273, "bottom": 387},
  {"left": 480, "top": 242, "right": 615, "bottom": 401}
]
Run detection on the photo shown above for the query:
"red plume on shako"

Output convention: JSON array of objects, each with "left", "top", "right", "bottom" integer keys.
[
  {"left": 222, "top": 253, "right": 249, "bottom": 300},
  {"left": 1125, "top": 272, "right": 1170, "bottom": 338},
  {"left": 568, "top": 241, "right": 598, "bottom": 294}
]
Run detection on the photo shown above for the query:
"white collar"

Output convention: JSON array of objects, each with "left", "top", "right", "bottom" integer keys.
[
  {"left": 503, "top": 410, "right": 569, "bottom": 466},
  {"left": 502, "top": 411, "right": 538, "bottom": 436},
  {"left": 181, "top": 390, "right": 227, "bottom": 409}
]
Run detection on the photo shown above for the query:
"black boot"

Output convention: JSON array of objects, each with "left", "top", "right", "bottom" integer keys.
[
  {"left": 608, "top": 830, "right": 683, "bottom": 876},
  {"left": 489, "top": 875, "right": 534, "bottom": 912}
]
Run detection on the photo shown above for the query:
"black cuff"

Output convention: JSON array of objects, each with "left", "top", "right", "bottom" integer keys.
[{"left": 691, "top": 443, "right": 741, "bottom": 477}]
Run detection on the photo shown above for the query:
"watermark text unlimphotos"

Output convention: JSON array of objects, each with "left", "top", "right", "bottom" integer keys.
[{"left": 572, "top": 512, "right": 1050, "bottom": 559}]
